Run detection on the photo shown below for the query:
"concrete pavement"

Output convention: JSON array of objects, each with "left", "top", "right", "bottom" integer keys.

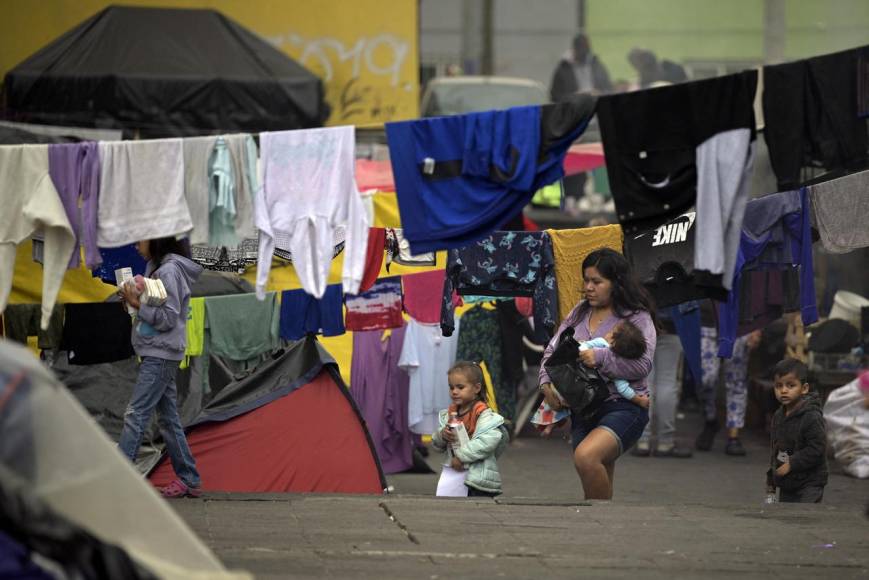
[{"left": 169, "top": 416, "right": 869, "bottom": 579}]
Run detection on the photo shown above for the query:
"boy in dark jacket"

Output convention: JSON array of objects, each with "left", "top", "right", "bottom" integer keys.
[{"left": 766, "top": 359, "right": 828, "bottom": 503}]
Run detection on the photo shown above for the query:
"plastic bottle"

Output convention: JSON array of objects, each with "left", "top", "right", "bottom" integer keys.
[{"left": 448, "top": 412, "right": 470, "bottom": 451}]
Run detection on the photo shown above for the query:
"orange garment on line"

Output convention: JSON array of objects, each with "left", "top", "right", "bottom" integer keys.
[{"left": 547, "top": 225, "right": 624, "bottom": 323}]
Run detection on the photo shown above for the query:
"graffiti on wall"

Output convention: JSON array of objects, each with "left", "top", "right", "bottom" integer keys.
[{"left": 269, "top": 33, "right": 416, "bottom": 124}]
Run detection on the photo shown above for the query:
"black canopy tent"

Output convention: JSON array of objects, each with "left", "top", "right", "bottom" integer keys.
[{"left": 2, "top": 5, "right": 329, "bottom": 137}]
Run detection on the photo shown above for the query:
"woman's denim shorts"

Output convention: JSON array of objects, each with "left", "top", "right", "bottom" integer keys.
[{"left": 571, "top": 398, "right": 649, "bottom": 456}]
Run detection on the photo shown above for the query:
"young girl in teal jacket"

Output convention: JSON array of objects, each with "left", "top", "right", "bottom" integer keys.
[{"left": 432, "top": 361, "right": 508, "bottom": 497}]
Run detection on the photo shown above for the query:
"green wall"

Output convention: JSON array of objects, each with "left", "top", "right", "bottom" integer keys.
[
  {"left": 586, "top": 0, "right": 869, "bottom": 82},
  {"left": 785, "top": 0, "right": 869, "bottom": 59}
]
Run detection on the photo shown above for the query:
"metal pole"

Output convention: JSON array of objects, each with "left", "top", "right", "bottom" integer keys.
[
  {"left": 578, "top": 0, "right": 586, "bottom": 32},
  {"left": 461, "top": 0, "right": 475, "bottom": 74},
  {"left": 764, "top": 0, "right": 786, "bottom": 64},
  {"left": 481, "top": 0, "right": 494, "bottom": 75}
]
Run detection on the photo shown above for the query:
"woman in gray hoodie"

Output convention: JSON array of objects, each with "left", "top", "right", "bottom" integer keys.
[{"left": 118, "top": 236, "right": 204, "bottom": 498}]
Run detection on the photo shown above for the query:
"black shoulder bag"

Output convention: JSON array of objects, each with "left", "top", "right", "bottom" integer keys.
[{"left": 542, "top": 328, "right": 610, "bottom": 419}]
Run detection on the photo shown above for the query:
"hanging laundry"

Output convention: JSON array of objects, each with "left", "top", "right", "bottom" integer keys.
[
  {"left": 460, "top": 295, "right": 510, "bottom": 305},
  {"left": 597, "top": 71, "right": 757, "bottom": 294},
  {"left": 669, "top": 301, "right": 702, "bottom": 385},
  {"left": 717, "top": 189, "right": 818, "bottom": 357},
  {"left": 729, "top": 268, "right": 800, "bottom": 338},
  {"left": 183, "top": 135, "right": 218, "bottom": 246},
  {"left": 190, "top": 238, "right": 259, "bottom": 274},
  {"left": 208, "top": 137, "right": 239, "bottom": 248},
  {"left": 90, "top": 244, "right": 147, "bottom": 284},
  {"left": 385, "top": 96, "right": 596, "bottom": 254},
  {"left": 97, "top": 139, "right": 193, "bottom": 247},
  {"left": 185, "top": 134, "right": 257, "bottom": 248},
  {"left": 0, "top": 145, "right": 76, "bottom": 330},
  {"left": 398, "top": 316, "right": 460, "bottom": 435},
  {"left": 33, "top": 141, "right": 102, "bottom": 268},
  {"left": 547, "top": 224, "right": 623, "bottom": 322},
  {"left": 385, "top": 228, "right": 436, "bottom": 270},
  {"left": 598, "top": 72, "right": 756, "bottom": 233},
  {"left": 355, "top": 158, "right": 395, "bottom": 192},
  {"left": 181, "top": 297, "right": 205, "bottom": 369},
  {"left": 625, "top": 211, "right": 726, "bottom": 307},
  {"left": 272, "top": 225, "right": 346, "bottom": 263},
  {"left": 47, "top": 142, "right": 101, "bottom": 268},
  {"left": 530, "top": 180, "right": 564, "bottom": 208},
  {"left": 60, "top": 303, "right": 134, "bottom": 365},
  {"left": 859, "top": 46, "right": 869, "bottom": 118},
  {"left": 457, "top": 305, "right": 514, "bottom": 422},
  {"left": 279, "top": 284, "right": 345, "bottom": 341},
  {"left": 495, "top": 300, "right": 542, "bottom": 391},
  {"left": 207, "top": 135, "right": 260, "bottom": 248},
  {"left": 514, "top": 296, "right": 534, "bottom": 318},
  {"left": 764, "top": 46, "right": 869, "bottom": 190},
  {"left": 402, "top": 269, "right": 455, "bottom": 324},
  {"left": 809, "top": 169, "right": 869, "bottom": 254},
  {"left": 350, "top": 324, "right": 414, "bottom": 474},
  {"left": 2, "top": 304, "right": 64, "bottom": 350},
  {"left": 441, "top": 231, "right": 558, "bottom": 339},
  {"left": 205, "top": 292, "right": 281, "bottom": 361},
  {"left": 224, "top": 134, "right": 258, "bottom": 241},
  {"left": 358, "top": 227, "right": 386, "bottom": 294},
  {"left": 344, "top": 276, "right": 403, "bottom": 332},
  {"left": 256, "top": 126, "right": 369, "bottom": 299}
]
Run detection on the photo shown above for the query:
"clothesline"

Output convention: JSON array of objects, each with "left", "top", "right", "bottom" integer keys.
[{"left": 1, "top": 44, "right": 866, "bottom": 334}]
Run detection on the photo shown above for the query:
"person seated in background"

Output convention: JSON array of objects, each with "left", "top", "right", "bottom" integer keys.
[{"left": 627, "top": 48, "right": 688, "bottom": 88}]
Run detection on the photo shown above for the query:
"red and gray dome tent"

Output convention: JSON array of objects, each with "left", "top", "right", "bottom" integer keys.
[{"left": 2, "top": 5, "right": 330, "bottom": 137}]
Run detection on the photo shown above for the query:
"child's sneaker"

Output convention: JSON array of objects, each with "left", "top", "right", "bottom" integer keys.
[
  {"left": 724, "top": 437, "right": 747, "bottom": 456},
  {"left": 159, "top": 479, "right": 202, "bottom": 498}
]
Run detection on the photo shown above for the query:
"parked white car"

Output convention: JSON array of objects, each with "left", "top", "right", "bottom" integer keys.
[{"left": 420, "top": 76, "right": 549, "bottom": 117}]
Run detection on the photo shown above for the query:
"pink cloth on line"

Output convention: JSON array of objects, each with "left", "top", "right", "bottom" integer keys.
[
  {"left": 563, "top": 143, "right": 606, "bottom": 176},
  {"left": 355, "top": 159, "right": 395, "bottom": 192},
  {"left": 515, "top": 297, "right": 534, "bottom": 318},
  {"left": 402, "top": 269, "right": 461, "bottom": 324}
]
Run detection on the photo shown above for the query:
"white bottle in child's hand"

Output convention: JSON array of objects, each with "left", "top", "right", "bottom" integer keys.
[{"left": 448, "top": 412, "right": 470, "bottom": 451}]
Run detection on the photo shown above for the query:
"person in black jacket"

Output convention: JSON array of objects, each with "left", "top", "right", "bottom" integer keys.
[
  {"left": 627, "top": 48, "right": 688, "bottom": 88},
  {"left": 549, "top": 33, "right": 612, "bottom": 102},
  {"left": 766, "top": 358, "right": 828, "bottom": 503}
]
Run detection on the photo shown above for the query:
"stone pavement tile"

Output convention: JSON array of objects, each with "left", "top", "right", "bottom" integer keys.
[
  {"left": 171, "top": 494, "right": 869, "bottom": 579},
  {"left": 318, "top": 551, "right": 440, "bottom": 578},
  {"left": 216, "top": 547, "right": 327, "bottom": 579},
  {"left": 192, "top": 499, "right": 305, "bottom": 550}
]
